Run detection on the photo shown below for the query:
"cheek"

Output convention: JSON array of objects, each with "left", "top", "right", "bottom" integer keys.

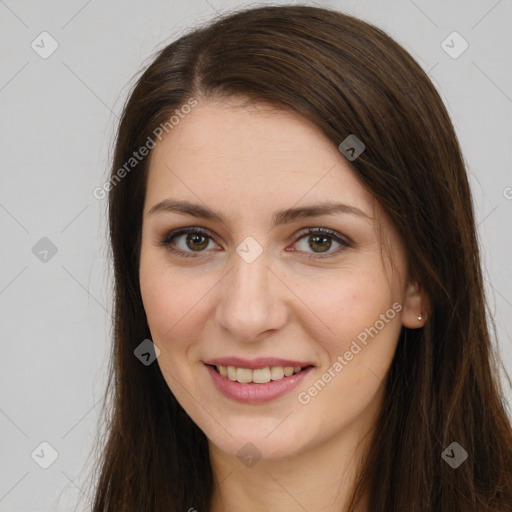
[
  {"left": 139, "top": 249, "right": 208, "bottom": 342},
  {"left": 139, "top": 263, "right": 206, "bottom": 394},
  {"left": 139, "top": 258, "right": 222, "bottom": 389},
  {"left": 291, "top": 264, "right": 403, "bottom": 412},
  {"left": 293, "top": 265, "right": 398, "bottom": 350},
  {"left": 292, "top": 270, "right": 402, "bottom": 436}
]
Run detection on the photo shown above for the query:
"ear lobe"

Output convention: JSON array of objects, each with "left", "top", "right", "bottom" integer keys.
[{"left": 401, "top": 280, "right": 429, "bottom": 329}]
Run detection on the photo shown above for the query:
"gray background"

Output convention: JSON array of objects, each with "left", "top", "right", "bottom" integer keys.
[{"left": 1, "top": 0, "right": 511, "bottom": 510}]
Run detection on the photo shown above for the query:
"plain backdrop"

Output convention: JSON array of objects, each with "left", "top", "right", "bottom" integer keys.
[{"left": 1, "top": 0, "right": 511, "bottom": 510}]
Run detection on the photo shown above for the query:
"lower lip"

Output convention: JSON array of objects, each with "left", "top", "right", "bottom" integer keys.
[{"left": 205, "top": 364, "right": 314, "bottom": 404}]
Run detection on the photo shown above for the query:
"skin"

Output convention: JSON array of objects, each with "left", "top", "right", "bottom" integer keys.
[{"left": 139, "top": 96, "right": 427, "bottom": 512}]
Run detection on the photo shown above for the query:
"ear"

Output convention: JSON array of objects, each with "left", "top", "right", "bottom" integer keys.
[{"left": 401, "top": 279, "right": 429, "bottom": 329}]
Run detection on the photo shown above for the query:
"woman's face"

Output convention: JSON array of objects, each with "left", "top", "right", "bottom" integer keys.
[{"left": 139, "top": 97, "right": 422, "bottom": 461}]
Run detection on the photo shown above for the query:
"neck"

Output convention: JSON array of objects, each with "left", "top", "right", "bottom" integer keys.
[{"left": 208, "top": 416, "right": 375, "bottom": 512}]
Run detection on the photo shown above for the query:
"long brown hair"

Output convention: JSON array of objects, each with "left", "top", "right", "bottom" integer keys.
[{"left": 90, "top": 5, "right": 512, "bottom": 511}]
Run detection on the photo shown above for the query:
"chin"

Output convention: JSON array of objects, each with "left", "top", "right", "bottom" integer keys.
[
  {"left": 204, "top": 415, "right": 315, "bottom": 462},
  {"left": 212, "top": 435, "right": 302, "bottom": 463}
]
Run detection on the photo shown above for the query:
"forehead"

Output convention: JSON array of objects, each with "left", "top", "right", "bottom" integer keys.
[{"left": 144, "top": 97, "right": 374, "bottom": 218}]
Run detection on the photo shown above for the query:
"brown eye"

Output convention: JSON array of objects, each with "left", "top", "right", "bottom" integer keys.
[
  {"left": 308, "top": 234, "right": 332, "bottom": 253},
  {"left": 159, "top": 227, "right": 219, "bottom": 258},
  {"left": 291, "top": 228, "right": 352, "bottom": 258},
  {"left": 186, "top": 232, "right": 209, "bottom": 251}
]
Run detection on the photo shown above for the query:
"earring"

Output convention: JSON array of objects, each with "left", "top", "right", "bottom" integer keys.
[{"left": 417, "top": 313, "right": 423, "bottom": 321}]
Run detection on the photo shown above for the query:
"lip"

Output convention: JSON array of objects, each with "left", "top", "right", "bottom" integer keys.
[
  {"left": 204, "top": 357, "right": 314, "bottom": 370},
  {"left": 205, "top": 363, "right": 314, "bottom": 404}
]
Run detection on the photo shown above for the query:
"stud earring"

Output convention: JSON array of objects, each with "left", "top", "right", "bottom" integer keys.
[{"left": 417, "top": 313, "right": 423, "bottom": 321}]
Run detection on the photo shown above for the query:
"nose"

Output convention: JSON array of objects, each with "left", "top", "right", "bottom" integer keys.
[{"left": 215, "top": 247, "right": 288, "bottom": 342}]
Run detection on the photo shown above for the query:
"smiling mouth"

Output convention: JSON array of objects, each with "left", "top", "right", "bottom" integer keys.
[{"left": 207, "top": 364, "right": 313, "bottom": 384}]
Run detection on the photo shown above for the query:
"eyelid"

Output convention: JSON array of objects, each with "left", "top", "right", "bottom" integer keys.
[
  {"left": 158, "top": 226, "right": 220, "bottom": 257},
  {"left": 290, "top": 227, "right": 352, "bottom": 258},
  {"left": 160, "top": 226, "right": 214, "bottom": 245},
  {"left": 158, "top": 225, "right": 352, "bottom": 258}
]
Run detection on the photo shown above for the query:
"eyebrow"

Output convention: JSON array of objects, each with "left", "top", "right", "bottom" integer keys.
[{"left": 147, "top": 199, "right": 370, "bottom": 227}]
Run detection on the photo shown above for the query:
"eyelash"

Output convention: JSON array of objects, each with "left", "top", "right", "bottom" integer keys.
[{"left": 157, "top": 226, "right": 352, "bottom": 259}]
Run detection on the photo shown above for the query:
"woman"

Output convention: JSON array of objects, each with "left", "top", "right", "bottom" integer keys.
[{"left": 90, "top": 5, "right": 512, "bottom": 511}]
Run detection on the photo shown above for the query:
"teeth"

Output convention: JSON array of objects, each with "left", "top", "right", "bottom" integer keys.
[
  {"left": 252, "top": 367, "right": 271, "bottom": 383},
  {"left": 236, "top": 368, "right": 253, "bottom": 383},
  {"left": 216, "top": 365, "right": 305, "bottom": 383},
  {"left": 270, "top": 366, "right": 284, "bottom": 380}
]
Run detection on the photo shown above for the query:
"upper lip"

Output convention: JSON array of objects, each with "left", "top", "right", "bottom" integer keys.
[{"left": 204, "top": 357, "right": 314, "bottom": 369}]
